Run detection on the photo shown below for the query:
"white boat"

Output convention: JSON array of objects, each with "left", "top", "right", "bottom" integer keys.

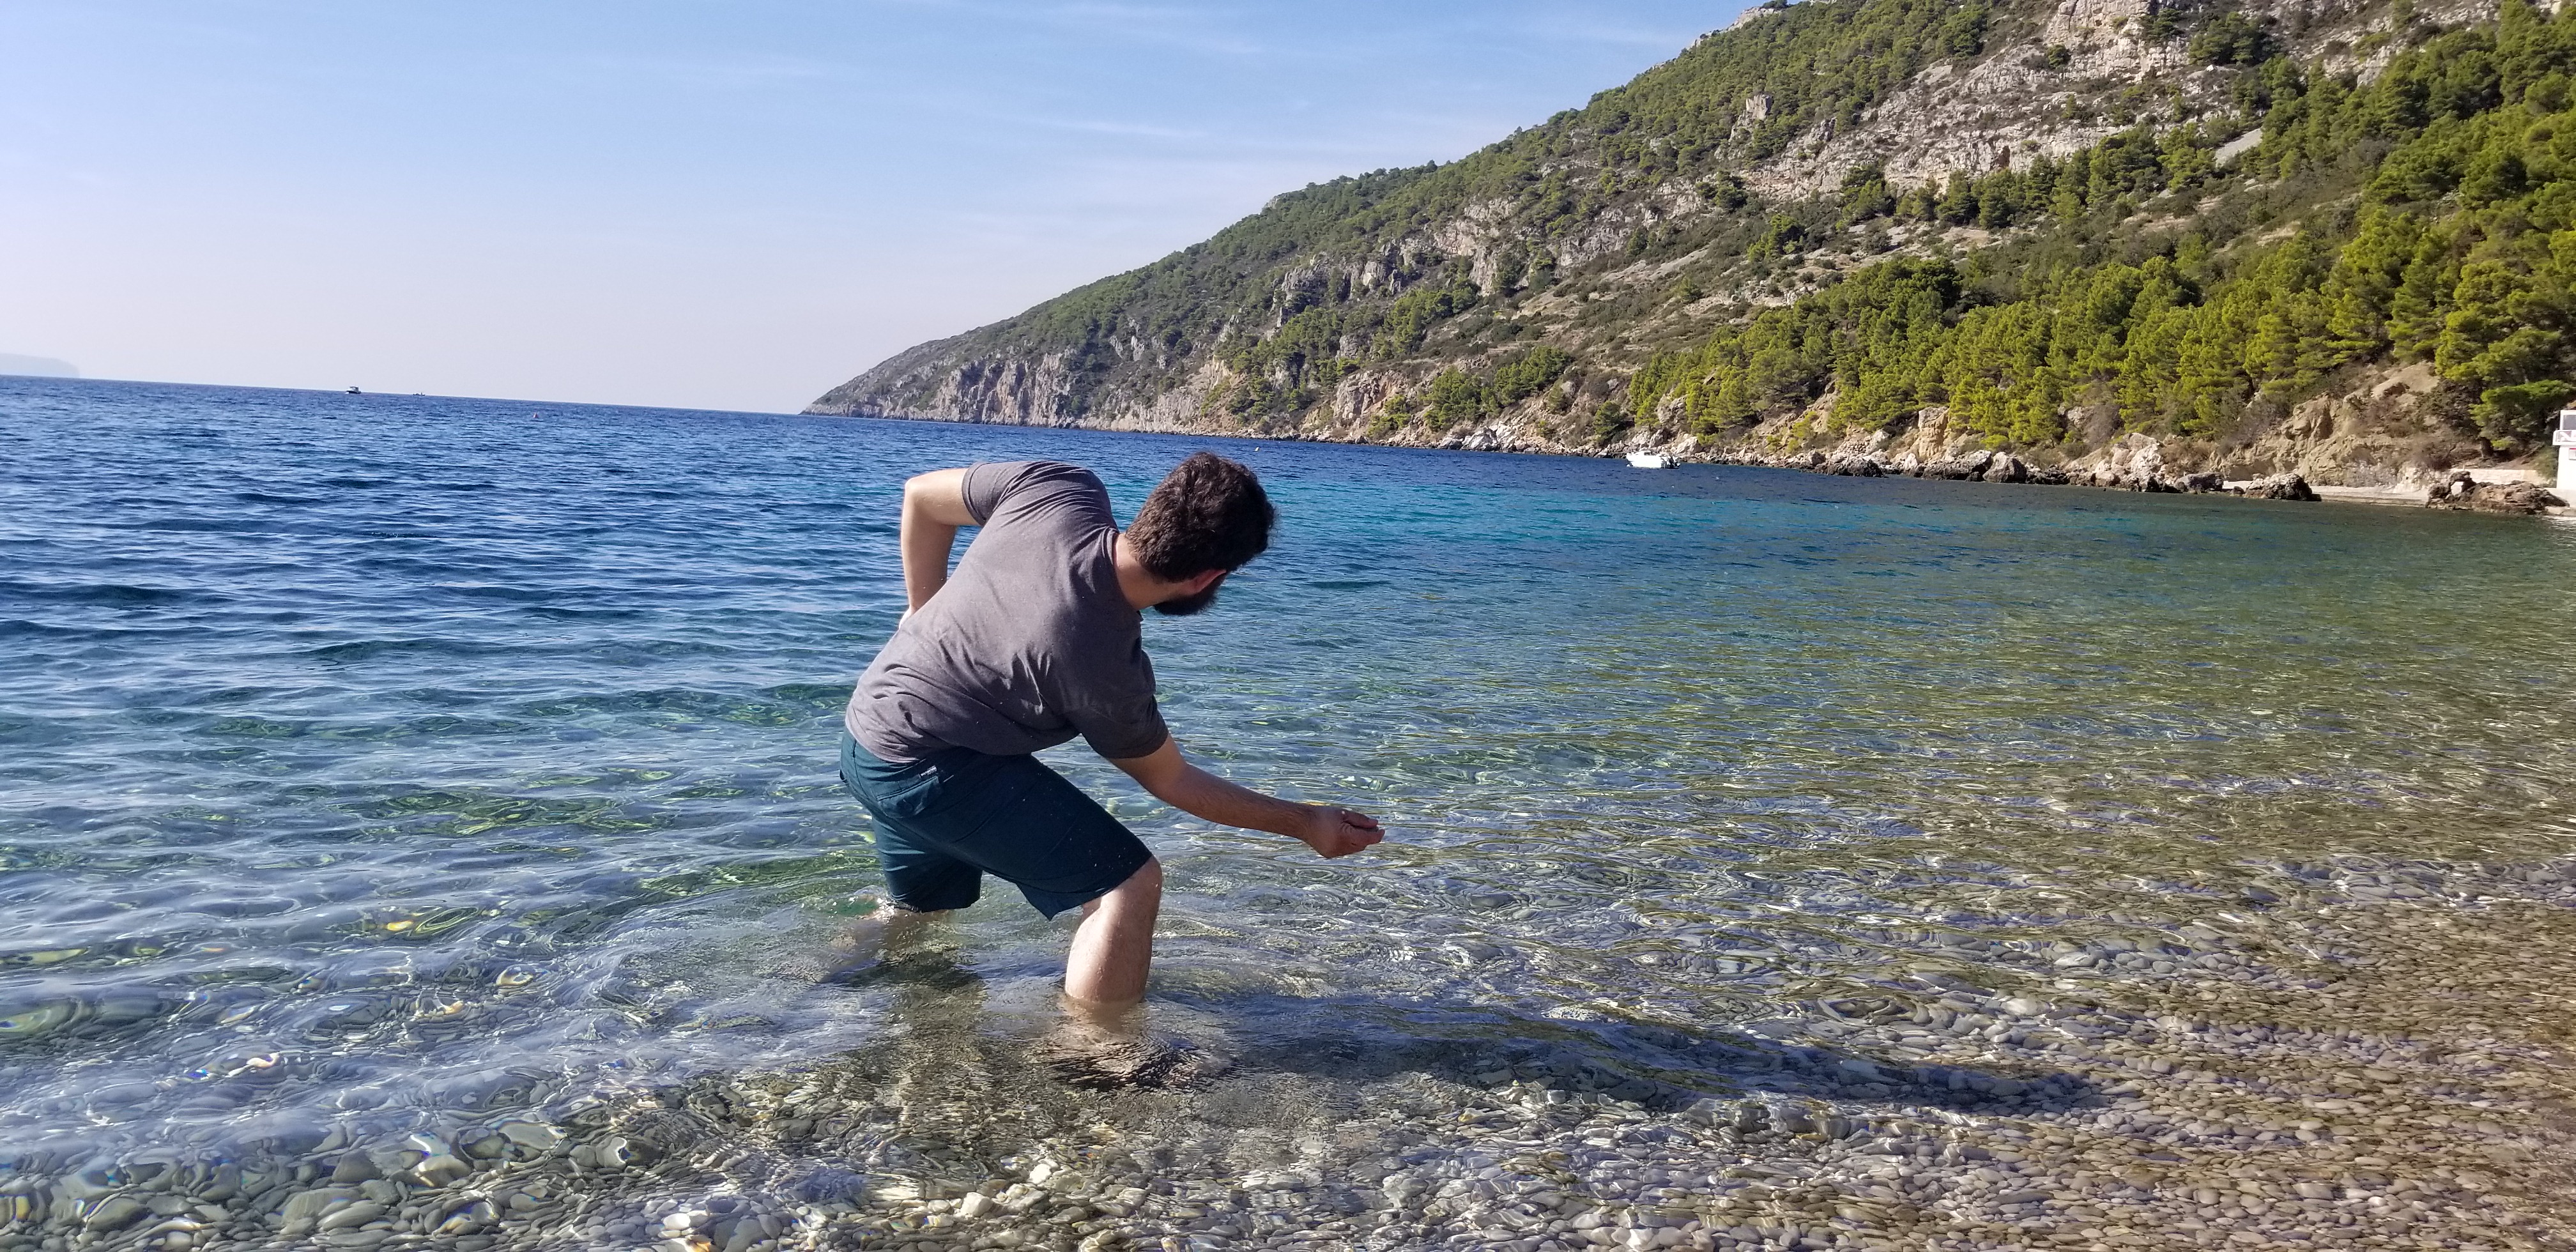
[{"left": 1625, "top": 451, "right": 1669, "bottom": 469}]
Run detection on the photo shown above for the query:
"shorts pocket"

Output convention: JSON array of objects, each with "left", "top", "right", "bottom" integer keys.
[
  {"left": 852, "top": 747, "right": 993, "bottom": 821},
  {"left": 868, "top": 768, "right": 955, "bottom": 820}
]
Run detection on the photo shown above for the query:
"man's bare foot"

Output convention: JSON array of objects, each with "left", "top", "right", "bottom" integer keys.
[
  {"left": 1032, "top": 1027, "right": 1223, "bottom": 1090},
  {"left": 1034, "top": 997, "right": 1229, "bottom": 1090},
  {"left": 800, "top": 904, "right": 945, "bottom": 984}
]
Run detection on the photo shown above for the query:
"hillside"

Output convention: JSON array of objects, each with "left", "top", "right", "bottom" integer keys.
[{"left": 808, "top": 0, "right": 2576, "bottom": 492}]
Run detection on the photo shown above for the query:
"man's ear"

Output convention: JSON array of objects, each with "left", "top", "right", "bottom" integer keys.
[{"left": 1180, "top": 569, "right": 1227, "bottom": 595}]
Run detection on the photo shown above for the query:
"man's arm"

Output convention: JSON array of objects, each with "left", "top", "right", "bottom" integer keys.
[
  {"left": 1108, "top": 738, "right": 1383, "bottom": 858},
  {"left": 900, "top": 468, "right": 979, "bottom": 614}
]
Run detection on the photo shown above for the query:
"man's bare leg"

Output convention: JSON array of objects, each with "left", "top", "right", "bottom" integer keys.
[
  {"left": 821, "top": 903, "right": 946, "bottom": 979},
  {"left": 1043, "top": 858, "right": 1215, "bottom": 1088},
  {"left": 1064, "top": 858, "right": 1162, "bottom": 1005}
]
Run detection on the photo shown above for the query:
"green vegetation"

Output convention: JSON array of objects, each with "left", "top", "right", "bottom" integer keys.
[
  {"left": 2189, "top": 11, "right": 2276, "bottom": 66},
  {"left": 1384, "top": 347, "right": 1576, "bottom": 434},
  {"left": 1629, "top": 0, "right": 2576, "bottom": 454}
]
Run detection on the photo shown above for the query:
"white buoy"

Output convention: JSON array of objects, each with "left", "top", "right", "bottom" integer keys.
[{"left": 2558, "top": 408, "right": 2576, "bottom": 491}]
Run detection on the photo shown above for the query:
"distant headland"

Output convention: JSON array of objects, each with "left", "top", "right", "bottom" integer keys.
[{"left": 0, "top": 353, "right": 79, "bottom": 379}]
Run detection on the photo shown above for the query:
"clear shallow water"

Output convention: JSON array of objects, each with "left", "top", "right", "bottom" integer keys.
[{"left": 3, "top": 376, "right": 2574, "bottom": 1175}]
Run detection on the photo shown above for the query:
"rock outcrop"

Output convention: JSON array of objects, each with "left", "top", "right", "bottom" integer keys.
[
  {"left": 2239, "top": 473, "right": 2322, "bottom": 502},
  {"left": 2425, "top": 472, "right": 2567, "bottom": 515}
]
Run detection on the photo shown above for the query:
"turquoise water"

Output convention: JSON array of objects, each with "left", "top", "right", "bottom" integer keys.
[{"left": 3, "top": 376, "right": 2573, "bottom": 1173}]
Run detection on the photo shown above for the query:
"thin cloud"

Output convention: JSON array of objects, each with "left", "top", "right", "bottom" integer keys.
[
  {"left": 1517, "top": 17, "right": 1711, "bottom": 49},
  {"left": 1018, "top": 115, "right": 1210, "bottom": 139},
  {"left": 871, "top": 0, "right": 1266, "bottom": 56},
  {"left": 564, "top": 51, "right": 841, "bottom": 91}
]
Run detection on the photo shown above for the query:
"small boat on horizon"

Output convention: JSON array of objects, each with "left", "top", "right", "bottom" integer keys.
[
  {"left": 1626, "top": 451, "right": 1669, "bottom": 469},
  {"left": 346, "top": 386, "right": 361, "bottom": 395}
]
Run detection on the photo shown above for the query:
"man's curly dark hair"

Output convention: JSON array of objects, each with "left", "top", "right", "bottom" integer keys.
[{"left": 1126, "top": 451, "right": 1274, "bottom": 581}]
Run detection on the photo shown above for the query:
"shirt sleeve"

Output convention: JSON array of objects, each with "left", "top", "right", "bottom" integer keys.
[
  {"left": 1068, "top": 640, "right": 1169, "bottom": 760},
  {"left": 958, "top": 461, "right": 1021, "bottom": 524},
  {"left": 961, "top": 461, "right": 1105, "bottom": 528}
]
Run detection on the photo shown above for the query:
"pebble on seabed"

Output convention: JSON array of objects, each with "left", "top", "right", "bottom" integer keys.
[{"left": 3, "top": 859, "right": 2572, "bottom": 1252}]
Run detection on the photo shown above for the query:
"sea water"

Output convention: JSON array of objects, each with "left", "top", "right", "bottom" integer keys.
[{"left": 3, "top": 377, "right": 2574, "bottom": 1215}]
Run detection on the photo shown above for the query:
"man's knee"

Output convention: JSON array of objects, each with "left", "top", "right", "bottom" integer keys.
[
  {"left": 1090, "top": 857, "right": 1162, "bottom": 913},
  {"left": 1125, "top": 857, "right": 1163, "bottom": 893}
]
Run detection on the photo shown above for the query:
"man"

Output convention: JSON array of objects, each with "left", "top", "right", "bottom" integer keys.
[{"left": 838, "top": 452, "right": 1383, "bottom": 1019}]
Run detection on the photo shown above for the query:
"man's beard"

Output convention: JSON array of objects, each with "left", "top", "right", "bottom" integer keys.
[{"left": 1154, "top": 583, "right": 1222, "bottom": 616}]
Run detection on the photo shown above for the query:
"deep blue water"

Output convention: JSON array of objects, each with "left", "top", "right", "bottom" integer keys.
[{"left": 3, "top": 375, "right": 2573, "bottom": 1167}]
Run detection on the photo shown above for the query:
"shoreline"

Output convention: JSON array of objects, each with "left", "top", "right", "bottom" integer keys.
[
  {"left": 829, "top": 412, "right": 2575, "bottom": 518},
  {"left": 2310, "top": 485, "right": 2439, "bottom": 508}
]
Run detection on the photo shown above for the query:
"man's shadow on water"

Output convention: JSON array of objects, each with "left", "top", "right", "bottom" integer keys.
[
  {"left": 823, "top": 945, "right": 2105, "bottom": 1126},
  {"left": 695, "top": 956, "right": 2115, "bottom": 1218},
  {"left": 1157, "top": 987, "right": 2109, "bottom": 1124}
]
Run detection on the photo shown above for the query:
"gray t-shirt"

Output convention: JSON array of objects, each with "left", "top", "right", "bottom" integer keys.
[{"left": 845, "top": 461, "right": 1169, "bottom": 764}]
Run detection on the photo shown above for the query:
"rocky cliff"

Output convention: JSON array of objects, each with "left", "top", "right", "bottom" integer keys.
[{"left": 810, "top": 0, "right": 2576, "bottom": 496}]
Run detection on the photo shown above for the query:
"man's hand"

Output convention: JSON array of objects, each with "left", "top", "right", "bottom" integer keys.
[{"left": 1297, "top": 805, "right": 1383, "bottom": 859}]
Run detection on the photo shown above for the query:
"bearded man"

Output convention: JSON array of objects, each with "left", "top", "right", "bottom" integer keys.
[{"left": 838, "top": 452, "right": 1382, "bottom": 1028}]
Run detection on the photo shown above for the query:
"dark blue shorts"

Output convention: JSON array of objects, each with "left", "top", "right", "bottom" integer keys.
[{"left": 838, "top": 733, "right": 1154, "bottom": 919}]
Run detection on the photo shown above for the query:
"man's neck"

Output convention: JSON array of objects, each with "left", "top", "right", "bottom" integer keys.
[{"left": 1112, "top": 533, "right": 1176, "bottom": 611}]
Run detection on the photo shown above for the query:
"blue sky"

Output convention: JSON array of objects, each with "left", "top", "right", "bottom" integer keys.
[{"left": 0, "top": 1, "right": 1741, "bottom": 411}]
